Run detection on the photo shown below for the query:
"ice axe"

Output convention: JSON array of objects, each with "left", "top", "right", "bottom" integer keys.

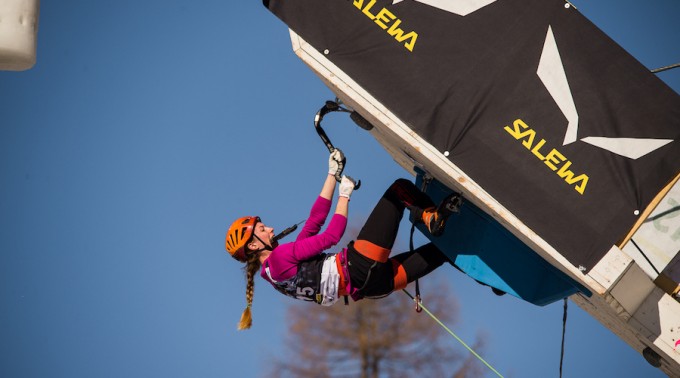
[{"left": 314, "top": 100, "right": 366, "bottom": 190}]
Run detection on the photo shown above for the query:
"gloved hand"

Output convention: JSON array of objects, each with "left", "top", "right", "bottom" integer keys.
[
  {"left": 339, "top": 175, "right": 356, "bottom": 200},
  {"left": 328, "top": 148, "right": 346, "bottom": 176}
]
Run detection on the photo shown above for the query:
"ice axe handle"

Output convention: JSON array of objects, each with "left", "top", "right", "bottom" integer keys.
[
  {"left": 314, "top": 103, "right": 360, "bottom": 190},
  {"left": 334, "top": 163, "right": 361, "bottom": 190},
  {"left": 315, "top": 123, "right": 335, "bottom": 152}
]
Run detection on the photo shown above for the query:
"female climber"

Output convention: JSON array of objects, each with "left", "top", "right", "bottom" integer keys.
[{"left": 225, "top": 149, "right": 460, "bottom": 329}]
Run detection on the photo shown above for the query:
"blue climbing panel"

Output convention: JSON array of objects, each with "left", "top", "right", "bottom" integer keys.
[{"left": 413, "top": 170, "right": 591, "bottom": 306}]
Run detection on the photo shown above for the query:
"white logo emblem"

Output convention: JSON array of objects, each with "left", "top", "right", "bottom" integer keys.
[
  {"left": 392, "top": 1, "right": 674, "bottom": 159},
  {"left": 537, "top": 25, "right": 672, "bottom": 159},
  {"left": 392, "top": 0, "right": 497, "bottom": 16}
]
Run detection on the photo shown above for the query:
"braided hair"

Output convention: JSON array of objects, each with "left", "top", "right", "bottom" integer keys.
[{"left": 237, "top": 251, "right": 262, "bottom": 330}]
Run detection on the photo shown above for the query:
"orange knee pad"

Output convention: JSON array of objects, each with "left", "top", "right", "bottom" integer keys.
[{"left": 354, "top": 240, "right": 390, "bottom": 263}]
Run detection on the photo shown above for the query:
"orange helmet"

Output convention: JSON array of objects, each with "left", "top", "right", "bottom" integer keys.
[{"left": 225, "top": 216, "right": 260, "bottom": 262}]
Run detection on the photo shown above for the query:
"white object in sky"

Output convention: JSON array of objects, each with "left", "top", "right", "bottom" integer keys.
[{"left": 0, "top": 0, "right": 40, "bottom": 71}]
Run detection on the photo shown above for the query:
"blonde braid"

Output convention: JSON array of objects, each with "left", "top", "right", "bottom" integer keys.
[{"left": 237, "top": 253, "right": 261, "bottom": 330}]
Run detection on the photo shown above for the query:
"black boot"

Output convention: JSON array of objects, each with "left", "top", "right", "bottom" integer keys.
[{"left": 422, "top": 193, "right": 462, "bottom": 236}]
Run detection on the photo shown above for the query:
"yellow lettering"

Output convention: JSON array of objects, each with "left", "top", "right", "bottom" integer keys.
[
  {"left": 556, "top": 161, "right": 574, "bottom": 179},
  {"left": 402, "top": 33, "right": 418, "bottom": 52},
  {"left": 504, "top": 119, "right": 536, "bottom": 149},
  {"left": 362, "top": 0, "right": 378, "bottom": 19},
  {"left": 544, "top": 149, "right": 565, "bottom": 171},
  {"left": 557, "top": 162, "right": 589, "bottom": 195},
  {"left": 374, "top": 9, "right": 395, "bottom": 29},
  {"left": 504, "top": 118, "right": 589, "bottom": 195},
  {"left": 385, "top": 19, "right": 418, "bottom": 52},
  {"left": 521, "top": 131, "right": 535, "bottom": 149},
  {"left": 573, "top": 176, "right": 588, "bottom": 195},
  {"left": 351, "top": 1, "right": 417, "bottom": 52},
  {"left": 531, "top": 139, "right": 547, "bottom": 160},
  {"left": 387, "top": 19, "right": 404, "bottom": 38},
  {"left": 504, "top": 119, "right": 527, "bottom": 138}
]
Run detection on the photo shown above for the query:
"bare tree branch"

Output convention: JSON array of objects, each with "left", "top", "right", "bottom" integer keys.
[{"left": 266, "top": 278, "right": 484, "bottom": 378}]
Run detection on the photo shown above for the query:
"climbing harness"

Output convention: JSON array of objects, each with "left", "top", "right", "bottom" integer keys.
[
  {"left": 314, "top": 99, "right": 373, "bottom": 189},
  {"left": 337, "top": 246, "right": 364, "bottom": 303}
]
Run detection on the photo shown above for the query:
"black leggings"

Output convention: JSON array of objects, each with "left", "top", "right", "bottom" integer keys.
[{"left": 347, "top": 179, "right": 449, "bottom": 298}]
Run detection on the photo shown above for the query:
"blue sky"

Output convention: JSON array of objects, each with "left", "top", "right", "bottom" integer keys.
[{"left": 1, "top": 1, "right": 678, "bottom": 377}]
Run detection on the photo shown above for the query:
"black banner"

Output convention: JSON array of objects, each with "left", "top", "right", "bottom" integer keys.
[{"left": 265, "top": 0, "right": 680, "bottom": 271}]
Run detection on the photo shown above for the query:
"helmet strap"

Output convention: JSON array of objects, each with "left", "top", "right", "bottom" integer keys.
[{"left": 251, "top": 234, "right": 273, "bottom": 253}]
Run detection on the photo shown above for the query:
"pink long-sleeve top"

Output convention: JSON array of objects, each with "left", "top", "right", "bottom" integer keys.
[{"left": 260, "top": 196, "right": 347, "bottom": 283}]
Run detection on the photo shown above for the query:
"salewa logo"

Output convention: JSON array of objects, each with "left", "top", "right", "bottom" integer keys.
[
  {"left": 353, "top": 0, "right": 418, "bottom": 52},
  {"left": 399, "top": 1, "right": 675, "bottom": 159},
  {"left": 504, "top": 119, "right": 589, "bottom": 194},
  {"left": 537, "top": 25, "right": 673, "bottom": 159},
  {"left": 502, "top": 25, "right": 675, "bottom": 195}
]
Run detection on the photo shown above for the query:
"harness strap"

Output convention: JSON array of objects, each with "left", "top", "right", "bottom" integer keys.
[
  {"left": 335, "top": 254, "right": 348, "bottom": 297},
  {"left": 337, "top": 247, "right": 364, "bottom": 302}
]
